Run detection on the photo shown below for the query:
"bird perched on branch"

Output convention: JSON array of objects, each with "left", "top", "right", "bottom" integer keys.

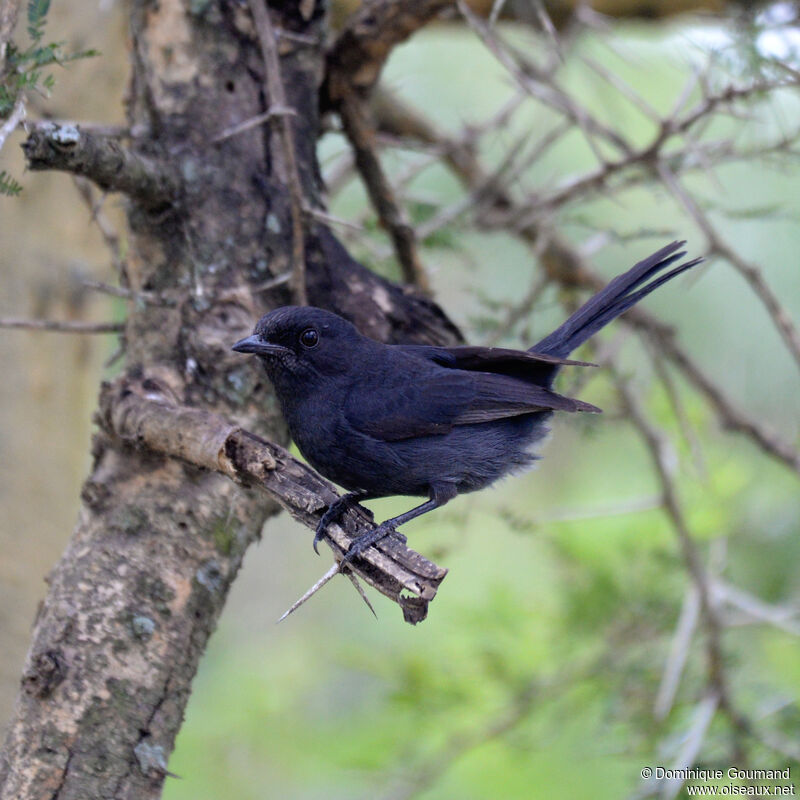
[{"left": 233, "top": 241, "right": 701, "bottom": 562}]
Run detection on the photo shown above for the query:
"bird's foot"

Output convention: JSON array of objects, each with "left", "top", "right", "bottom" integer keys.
[
  {"left": 340, "top": 521, "right": 398, "bottom": 566},
  {"left": 313, "top": 493, "right": 370, "bottom": 554}
]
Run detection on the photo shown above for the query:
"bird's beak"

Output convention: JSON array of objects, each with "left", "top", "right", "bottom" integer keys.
[{"left": 231, "top": 335, "right": 290, "bottom": 356}]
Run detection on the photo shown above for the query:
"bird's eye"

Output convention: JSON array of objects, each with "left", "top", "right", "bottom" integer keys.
[{"left": 299, "top": 328, "right": 319, "bottom": 348}]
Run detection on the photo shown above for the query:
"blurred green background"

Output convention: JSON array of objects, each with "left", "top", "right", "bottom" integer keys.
[{"left": 1, "top": 5, "right": 799, "bottom": 799}]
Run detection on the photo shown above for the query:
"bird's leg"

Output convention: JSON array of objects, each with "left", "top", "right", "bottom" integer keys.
[
  {"left": 340, "top": 483, "right": 457, "bottom": 565},
  {"left": 313, "top": 491, "right": 378, "bottom": 554}
]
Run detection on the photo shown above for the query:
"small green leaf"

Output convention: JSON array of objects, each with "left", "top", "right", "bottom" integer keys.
[
  {"left": 27, "top": 0, "right": 50, "bottom": 41},
  {"left": 0, "top": 171, "right": 23, "bottom": 197}
]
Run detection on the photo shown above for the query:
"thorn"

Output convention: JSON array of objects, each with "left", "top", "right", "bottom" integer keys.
[
  {"left": 277, "top": 562, "right": 341, "bottom": 623},
  {"left": 344, "top": 570, "right": 377, "bottom": 619}
]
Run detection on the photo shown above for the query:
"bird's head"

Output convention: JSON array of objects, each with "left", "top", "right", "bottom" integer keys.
[{"left": 232, "top": 306, "right": 366, "bottom": 386}]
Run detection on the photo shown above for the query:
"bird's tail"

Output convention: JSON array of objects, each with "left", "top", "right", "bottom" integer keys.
[{"left": 532, "top": 241, "right": 702, "bottom": 359}]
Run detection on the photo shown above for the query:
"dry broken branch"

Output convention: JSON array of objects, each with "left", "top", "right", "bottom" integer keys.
[{"left": 98, "top": 375, "right": 448, "bottom": 624}]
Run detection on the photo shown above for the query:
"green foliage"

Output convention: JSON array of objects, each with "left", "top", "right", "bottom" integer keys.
[
  {"left": 0, "top": 170, "right": 23, "bottom": 197},
  {"left": 26, "top": 0, "right": 51, "bottom": 41},
  {"left": 0, "top": 0, "right": 98, "bottom": 195}
]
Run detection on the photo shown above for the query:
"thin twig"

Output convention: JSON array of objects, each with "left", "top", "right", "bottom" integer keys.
[
  {"left": 251, "top": 271, "right": 291, "bottom": 293},
  {"left": 654, "top": 585, "right": 701, "bottom": 721},
  {"left": 0, "top": 94, "right": 25, "bottom": 151},
  {"left": 658, "top": 163, "right": 800, "bottom": 371},
  {"left": 211, "top": 106, "right": 297, "bottom": 144},
  {"left": 661, "top": 693, "right": 721, "bottom": 800},
  {"left": 278, "top": 560, "right": 378, "bottom": 622},
  {"left": 487, "top": 0, "right": 507, "bottom": 27},
  {"left": 714, "top": 579, "right": 800, "bottom": 637},
  {"left": 72, "top": 177, "right": 126, "bottom": 278},
  {"left": 581, "top": 54, "right": 661, "bottom": 121},
  {"left": 304, "top": 205, "right": 365, "bottom": 232},
  {"left": 530, "top": 0, "right": 562, "bottom": 61},
  {"left": 616, "top": 371, "right": 748, "bottom": 762},
  {"left": 344, "top": 570, "right": 378, "bottom": 618},
  {"left": 649, "top": 345, "right": 707, "bottom": 477},
  {"left": 81, "top": 279, "right": 170, "bottom": 306},
  {"left": 248, "top": 0, "right": 308, "bottom": 305},
  {"left": 0, "top": 317, "right": 123, "bottom": 333}
]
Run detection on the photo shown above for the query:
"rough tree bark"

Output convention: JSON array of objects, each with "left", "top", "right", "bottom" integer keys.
[{"left": 0, "top": 1, "right": 459, "bottom": 798}]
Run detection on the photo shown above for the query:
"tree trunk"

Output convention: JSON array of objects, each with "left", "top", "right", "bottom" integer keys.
[{"left": 0, "top": 2, "right": 458, "bottom": 797}]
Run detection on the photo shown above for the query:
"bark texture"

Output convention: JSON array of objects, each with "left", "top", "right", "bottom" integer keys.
[{"left": 0, "top": 1, "right": 459, "bottom": 797}]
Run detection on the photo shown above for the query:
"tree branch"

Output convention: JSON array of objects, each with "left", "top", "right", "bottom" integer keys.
[
  {"left": 657, "top": 164, "right": 800, "bottom": 372},
  {"left": 248, "top": 0, "right": 308, "bottom": 305},
  {"left": 0, "top": 93, "right": 24, "bottom": 151},
  {"left": 304, "top": 226, "right": 463, "bottom": 345},
  {"left": 0, "top": 317, "right": 124, "bottom": 334},
  {"left": 323, "top": 0, "right": 455, "bottom": 109},
  {"left": 98, "top": 375, "right": 448, "bottom": 624},
  {"left": 339, "top": 90, "right": 430, "bottom": 291},
  {"left": 21, "top": 122, "right": 180, "bottom": 211}
]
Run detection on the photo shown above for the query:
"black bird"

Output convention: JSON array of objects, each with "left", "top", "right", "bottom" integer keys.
[{"left": 233, "top": 241, "right": 701, "bottom": 562}]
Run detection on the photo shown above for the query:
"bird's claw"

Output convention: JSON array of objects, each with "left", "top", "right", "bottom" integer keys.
[
  {"left": 313, "top": 493, "right": 364, "bottom": 555},
  {"left": 312, "top": 524, "right": 325, "bottom": 555},
  {"left": 340, "top": 522, "right": 397, "bottom": 566}
]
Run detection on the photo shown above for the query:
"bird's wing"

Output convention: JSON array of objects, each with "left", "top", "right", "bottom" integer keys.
[
  {"left": 396, "top": 344, "right": 594, "bottom": 386},
  {"left": 344, "top": 360, "right": 599, "bottom": 443},
  {"left": 454, "top": 372, "right": 600, "bottom": 425},
  {"left": 343, "top": 369, "right": 474, "bottom": 441}
]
